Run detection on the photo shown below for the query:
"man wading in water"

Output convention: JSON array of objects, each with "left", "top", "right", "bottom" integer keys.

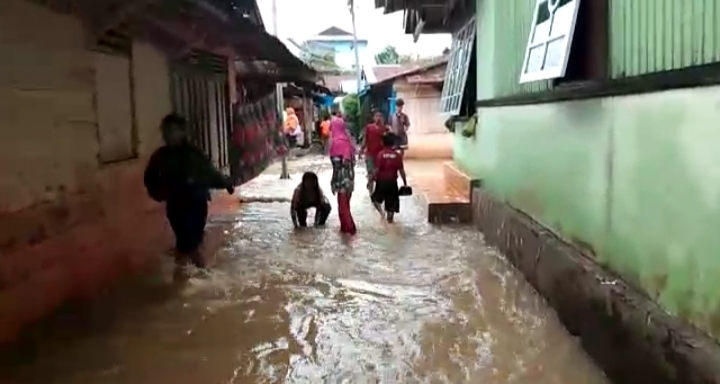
[{"left": 144, "top": 114, "right": 235, "bottom": 269}]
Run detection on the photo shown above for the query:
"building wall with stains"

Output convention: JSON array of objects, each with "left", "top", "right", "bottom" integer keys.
[
  {"left": 455, "top": 0, "right": 720, "bottom": 340},
  {"left": 394, "top": 78, "right": 446, "bottom": 136},
  {"left": 0, "top": 0, "right": 173, "bottom": 342}
]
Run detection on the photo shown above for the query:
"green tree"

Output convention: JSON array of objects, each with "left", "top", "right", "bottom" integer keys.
[
  {"left": 341, "top": 94, "right": 361, "bottom": 140},
  {"left": 375, "top": 46, "right": 422, "bottom": 64},
  {"left": 375, "top": 45, "right": 401, "bottom": 64}
]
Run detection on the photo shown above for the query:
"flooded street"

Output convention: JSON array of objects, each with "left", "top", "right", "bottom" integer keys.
[{"left": 2, "top": 158, "right": 609, "bottom": 384}]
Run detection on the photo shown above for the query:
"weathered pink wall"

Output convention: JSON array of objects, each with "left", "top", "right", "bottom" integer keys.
[
  {"left": 0, "top": 161, "right": 169, "bottom": 341},
  {"left": 0, "top": 0, "right": 188, "bottom": 343}
]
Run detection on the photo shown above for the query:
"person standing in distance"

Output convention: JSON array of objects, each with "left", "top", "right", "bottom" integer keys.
[
  {"left": 389, "top": 98, "right": 410, "bottom": 157},
  {"left": 361, "top": 111, "right": 389, "bottom": 192}
]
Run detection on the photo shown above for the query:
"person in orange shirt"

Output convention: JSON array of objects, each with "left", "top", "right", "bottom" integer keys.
[
  {"left": 319, "top": 116, "right": 331, "bottom": 149},
  {"left": 284, "top": 107, "right": 299, "bottom": 147}
]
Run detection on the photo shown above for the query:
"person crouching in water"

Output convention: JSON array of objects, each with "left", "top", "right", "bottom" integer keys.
[
  {"left": 291, "top": 172, "right": 332, "bottom": 228},
  {"left": 143, "top": 114, "right": 235, "bottom": 268},
  {"left": 369, "top": 133, "right": 408, "bottom": 223}
]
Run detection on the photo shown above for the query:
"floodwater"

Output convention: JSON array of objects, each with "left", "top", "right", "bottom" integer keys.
[{"left": 1, "top": 158, "right": 609, "bottom": 384}]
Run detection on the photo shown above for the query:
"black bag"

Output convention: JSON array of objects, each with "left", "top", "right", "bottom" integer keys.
[{"left": 398, "top": 186, "right": 413, "bottom": 196}]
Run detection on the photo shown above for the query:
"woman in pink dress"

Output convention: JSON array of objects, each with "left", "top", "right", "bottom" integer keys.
[{"left": 328, "top": 113, "right": 357, "bottom": 235}]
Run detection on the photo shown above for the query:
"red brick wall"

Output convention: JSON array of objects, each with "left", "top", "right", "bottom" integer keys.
[
  {"left": 0, "top": 159, "right": 241, "bottom": 344},
  {"left": 0, "top": 1, "right": 238, "bottom": 343},
  {"left": 0, "top": 159, "right": 171, "bottom": 343}
]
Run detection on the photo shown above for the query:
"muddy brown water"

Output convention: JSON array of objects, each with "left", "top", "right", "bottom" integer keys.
[{"left": 1, "top": 159, "right": 609, "bottom": 383}]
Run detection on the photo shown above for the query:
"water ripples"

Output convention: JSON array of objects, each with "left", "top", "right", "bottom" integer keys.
[{"left": 3, "top": 159, "right": 609, "bottom": 384}]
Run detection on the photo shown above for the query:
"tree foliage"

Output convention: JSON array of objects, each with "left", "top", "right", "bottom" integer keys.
[
  {"left": 341, "top": 94, "right": 361, "bottom": 140},
  {"left": 375, "top": 45, "right": 420, "bottom": 64},
  {"left": 300, "top": 49, "right": 342, "bottom": 74},
  {"left": 375, "top": 45, "right": 400, "bottom": 64}
]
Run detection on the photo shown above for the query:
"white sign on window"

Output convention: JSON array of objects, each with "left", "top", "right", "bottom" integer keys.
[{"left": 519, "top": 0, "right": 582, "bottom": 84}]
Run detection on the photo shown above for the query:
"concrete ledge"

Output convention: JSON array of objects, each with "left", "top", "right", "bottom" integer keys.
[
  {"left": 471, "top": 182, "right": 720, "bottom": 384},
  {"left": 410, "top": 162, "right": 471, "bottom": 224},
  {"left": 423, "top": 161, "right": 472, "bottom": 224},
  {"left": 428, "top": 202, "right": 471, "bottom": 224},
  {"left": 443, "top": 161, "right": 471, "bottom": 198}
]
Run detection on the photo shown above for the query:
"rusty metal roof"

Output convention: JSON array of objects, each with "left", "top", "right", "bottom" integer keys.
[
  {"left": 374, "top": 0, "right": 463, "bottom": 35},
  {"left": 322, "top": 74, "right": 356, "bottom": 93},
  {"left": 371, "top": 56, "right": 448, "bottom": 85},
  {"left": 36, "top": 0, "right": 316, "bottom": 82},
  {"left": 371, "top": 65, "right": 408, "bottom": 83}
]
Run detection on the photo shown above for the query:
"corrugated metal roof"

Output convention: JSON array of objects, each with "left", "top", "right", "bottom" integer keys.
[
  {"left": 371, "top": 65, "right": 409, "bottom": 83},
  {"left": 323, "top": 74, "right": 356, "bottom": 92},
  {"left": 371, "top": 56, "right": 448, "bottom": 85}
]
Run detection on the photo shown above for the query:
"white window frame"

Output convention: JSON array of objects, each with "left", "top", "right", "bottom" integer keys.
[
  {"left": 519, "top": 0, "right": 582, "bottom": 84},
  {"left": 94, "top": 50, "right": 137, "bottom": 163},
  {"left": 440, "top": 17, "right": 476, "bottom": 116}
]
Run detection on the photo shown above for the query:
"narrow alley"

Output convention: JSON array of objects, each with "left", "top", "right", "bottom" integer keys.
[{"left": 1, "top": 158, "right": 608, "bottom": 384}]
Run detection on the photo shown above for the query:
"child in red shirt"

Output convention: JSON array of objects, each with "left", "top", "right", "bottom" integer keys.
[{"left": 369, "top": 133, "right": 408, "bottom": 223}]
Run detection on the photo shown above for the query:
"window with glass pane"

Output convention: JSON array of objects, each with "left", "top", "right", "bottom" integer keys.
[
  {"left": 440, "top": 17, "right": 476, "bottom": 115},
  {"left": 519, "top": 0, "right": 581, "bottom": 83}
]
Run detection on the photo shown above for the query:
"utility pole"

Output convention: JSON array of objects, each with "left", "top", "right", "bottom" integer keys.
[
  {"left": 349, "top": 0, "right": 362, "bottom": 93},
  {"left": 272, "top": 0, "right": 290, "bottom": 179}
]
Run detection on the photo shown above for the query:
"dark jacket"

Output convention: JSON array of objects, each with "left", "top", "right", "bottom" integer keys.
[{"left": 143, "top": 143, "right": 229, "bottom": 203}]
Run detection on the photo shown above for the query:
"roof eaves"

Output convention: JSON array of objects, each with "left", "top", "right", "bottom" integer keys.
[{"left": 372, "top": 56, "right": 448, "bottom": 85}]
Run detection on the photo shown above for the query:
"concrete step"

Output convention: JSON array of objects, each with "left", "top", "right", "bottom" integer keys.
[
  {"left": 409, "top": 160, "right": 472, "bottom": 224},
  {"left": 443, "top": 161, "right": 471, "bottom": 200}
]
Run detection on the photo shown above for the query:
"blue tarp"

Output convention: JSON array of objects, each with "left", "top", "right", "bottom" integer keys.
[
  {"left": 388, "top": 89, "right": 397, "bottom": 115},
  {"left": 314, "top": 94, "right": 335, "bottom": 107}
]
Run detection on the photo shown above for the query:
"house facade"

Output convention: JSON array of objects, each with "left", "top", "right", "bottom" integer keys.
[
  {"left": 471, "top": 0, "right": 720, "bottom": 343},
  {"left": 367, "top": 62, "right": 448, "bottom": 130},
  {"left": 359, "top": 59, "right": 451, "bottom": 158},
  {"left": 303, "top": 26, "right": 369, "bottom": 70},
  {"left": 0, "top": 0, "right": 311, "bottom": 343},
  {"left": 377, "top": 0, "right": 720, "bottom": 378}
]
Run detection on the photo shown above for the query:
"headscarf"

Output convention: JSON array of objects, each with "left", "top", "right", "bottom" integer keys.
[{"left": 328, "top": 116, "right": 355, "bottom": 160}]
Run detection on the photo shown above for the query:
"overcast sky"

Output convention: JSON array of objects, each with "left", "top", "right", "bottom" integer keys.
[{"left": 256, "top": 0, "right": 451, "bottom": 58}]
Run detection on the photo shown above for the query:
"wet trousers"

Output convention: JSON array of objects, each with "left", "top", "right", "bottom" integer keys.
[
  {"left": 166, "top": 197, "right": 208, "bottom": 268},
  {"left": 337, "top": 192, "right": 356, "bottom": 235},
  {"left": 330, "top": 156, "right": 356, "bottom": 235}
]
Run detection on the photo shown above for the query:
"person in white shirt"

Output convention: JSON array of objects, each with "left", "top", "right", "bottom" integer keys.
[{"left": 293, "top": 124, "right": 304, "bottom": 148}]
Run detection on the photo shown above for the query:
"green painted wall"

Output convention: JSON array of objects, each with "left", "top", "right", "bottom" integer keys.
[
  {"left": 457, "top": 86, "right": 720, "bottom": 339},
  {"left": 476, "top": 0, "right": 549, "bottom": 99},
  {"left": 481, "top": 0, "right": 720, "bottom": 92},
  {"left": 462, "top": 0, "right": 720, "bottom": 338},
  {"left": 610, "top": 0, "right": 720, "bottom": 78}
]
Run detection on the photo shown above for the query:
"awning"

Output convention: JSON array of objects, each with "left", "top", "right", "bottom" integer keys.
[
  {"left": 234, "top": 60, "right": 318, "bottom": 83},
  {"left": 67, "top": 0, "right": 316, "bottom": 83}
]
